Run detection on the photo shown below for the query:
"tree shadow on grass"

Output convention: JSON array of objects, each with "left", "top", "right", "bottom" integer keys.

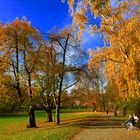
[{"left": 58, "top": 116, "right": 126, "bottom": 129}]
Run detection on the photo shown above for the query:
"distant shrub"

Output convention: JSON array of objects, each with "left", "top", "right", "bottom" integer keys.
[{"left": 120, "top": 98, "right": 140, "bottom": 128}]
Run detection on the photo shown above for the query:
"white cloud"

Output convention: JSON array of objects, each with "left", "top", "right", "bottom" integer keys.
[
  {"left": 81, "top": 28, "right": 104, "bottom": 51},
  {"left": 81, "top": 29, "right": 96, "bottom": 45}
]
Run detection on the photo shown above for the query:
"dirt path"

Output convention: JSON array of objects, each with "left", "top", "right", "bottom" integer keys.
[
  {"left": 67, "top": 115, "right": 140, "bottom": 140},
  {"left": 74, "top": 128, "right": 140, "bottom": 140}
]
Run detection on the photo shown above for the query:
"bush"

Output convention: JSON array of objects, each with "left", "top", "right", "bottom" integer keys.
[{"left": 120, "top": 98, "right": 140, "bottom": 128}]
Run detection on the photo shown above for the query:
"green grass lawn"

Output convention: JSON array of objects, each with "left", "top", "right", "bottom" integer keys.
[
  {"left": 0, "top": 110, "right": 95, "bottom": 140},
  {"left": 0, "top": 111, "right": 139, "bottom": 140}
]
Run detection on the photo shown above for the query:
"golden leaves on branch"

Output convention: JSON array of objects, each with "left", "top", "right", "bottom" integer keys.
[
  {"left": 68, "top": 0, "right": 74, "bottom": 15},
  {"left": 0, "top": 17, "right": 44, "bottom": 104},
  {"left": 66, "top": 0, "right": 140, "bottom": 99},
  {"left": 87, "top": 13, "right": 140, "bottom": 99},
  {"left": 68, "top": 0, "right": 139, "bottom": 39},
  {"left": 73, "top": 10, "right": 88, "bottom": 39}
]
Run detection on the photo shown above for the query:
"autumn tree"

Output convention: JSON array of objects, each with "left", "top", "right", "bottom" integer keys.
[
  {"left": 104, "top": 79, "right": 120, "bottom": 111},
  {"left": 48, "top": 28, "right": 81, "bottom": 124},
  {"left": 20, "top": 26, "right": 42, "bottom": 128},
  {"left": 35, "top": 44, "right": 58, "bottom": 122},
  {"left": 77, "top": 64, "right": 107, "bottom": 111},
  {"left": 66, "top": 0, "right": 140, "bottom": 99},
  {"left": 0, "top": 17, "right": 42, "bottom": 127}
]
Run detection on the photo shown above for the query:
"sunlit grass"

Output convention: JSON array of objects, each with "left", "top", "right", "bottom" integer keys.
[
  {"left": 0, "top": 110, "right": 96, "bottom": 140},
  {"left": 0, "top": 111, "right": 139, "bottom": 140}
]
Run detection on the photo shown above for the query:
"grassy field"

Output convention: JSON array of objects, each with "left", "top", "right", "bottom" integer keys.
[
  {"left": 0, "top": 110, "right": 139, "bottom": 140},
  {"left": 0, "top": 109, "right": 95, "bottom": 140}
]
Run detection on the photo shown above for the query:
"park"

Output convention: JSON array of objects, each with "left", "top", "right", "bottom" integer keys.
[
  {"left": 0, "top": 110, "right": 140, "bottom": 140},
  {"left": 0, "top": 0, "right": 140, "bottom": 140}
]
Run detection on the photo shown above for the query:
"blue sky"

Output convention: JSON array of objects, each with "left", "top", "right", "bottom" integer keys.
[
  {"left": 0, "top": 0, "right": 72, "bottom": 31},
  {"left": 0, "top": 0, "right": 104, "bottom": 51}
]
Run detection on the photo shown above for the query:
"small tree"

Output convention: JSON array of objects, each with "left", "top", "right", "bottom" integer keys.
[{"left": 48, "top": 28, "right": 81, "bottom": 124}]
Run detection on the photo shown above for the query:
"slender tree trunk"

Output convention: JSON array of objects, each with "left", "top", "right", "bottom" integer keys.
[
  {"left": 56, "top": 72, "right": 64, "bottom": 124},
  {"left": 47, "top": 105, "right": 53, "bottom": 122},
  {"left": 45, "top": 105, "right": 53, "bottom": 122},
  {"left": 103, "top": 101, "right": 106, "bottom": 112},
  {"left": 56, "top": 104, "right": 59, "bottom": 124},
  {"left": 56, "top": 103, "right": 60, "bottom": 124},
  {"left": 47, "top": 95, "right": 53, "bottom": 122},
  {"left": 15, "top": 35, "right": 22, "bottom": 101},
  {"left": 55, "top": 34, "right": 69, "bottom": 124},
  {"left": 11, "top": 105, "right": 15, "bottom": 113}
]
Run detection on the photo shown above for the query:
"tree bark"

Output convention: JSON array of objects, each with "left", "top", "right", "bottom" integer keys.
[
  {"left": 27, "top": 73, "right": 36, "bottom": 128},
  {"left": 15, "top": 32, "right": 22, "bottom": 101},
  {"left": 45, "top": 105, "right": 53, "bottom": 122},
  {"left": 56, "top": 34, "right": 69, "bottom": 124},
  {"left": 56, "top": 104, "right": 59, "bottom": 124},
  {"left": 27, "top": 105, "right": 36, "bottom": 128}
]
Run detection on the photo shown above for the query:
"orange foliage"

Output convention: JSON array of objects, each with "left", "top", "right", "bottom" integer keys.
[{"left": 67, "top": 0, "right": 140, "bottom": 99}]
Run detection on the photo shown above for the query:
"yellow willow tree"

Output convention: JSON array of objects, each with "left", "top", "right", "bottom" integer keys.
[{"left": 66, "top": 0, "right": 140, "bottom": 99}]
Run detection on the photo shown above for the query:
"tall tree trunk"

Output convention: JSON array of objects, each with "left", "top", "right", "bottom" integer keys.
[
  {"left": 28, "top": 105, "right": 36, "bottom": 128},
  {"left": 56, "top": 101, "right": 60, "bottom": 124},
  {"left": 56, "top": 35, "right": 69, "bottom": 124},
  {"left": 47, "top": 105, "right": 53, "bottom": 122},
  {"left": 102, "top": 101, "right": 106, "bottom": 112},
  {"left": 45, "top": 105, "right": 53, "bottom": 122},
  {"left": 15, "top": 34, "right": 22, "bottom": 101},
  {"left": 27, "top": 74, "right": 36, "bottom": 128},
  {"left": 47, "top": 95, "right": 53, "bottom": 122},
  {"left": 56, "top": 70, "right": 64, "bottom": 124},
  {"left": 56, "top": 104, "right": 59, "bottom": 124}
]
